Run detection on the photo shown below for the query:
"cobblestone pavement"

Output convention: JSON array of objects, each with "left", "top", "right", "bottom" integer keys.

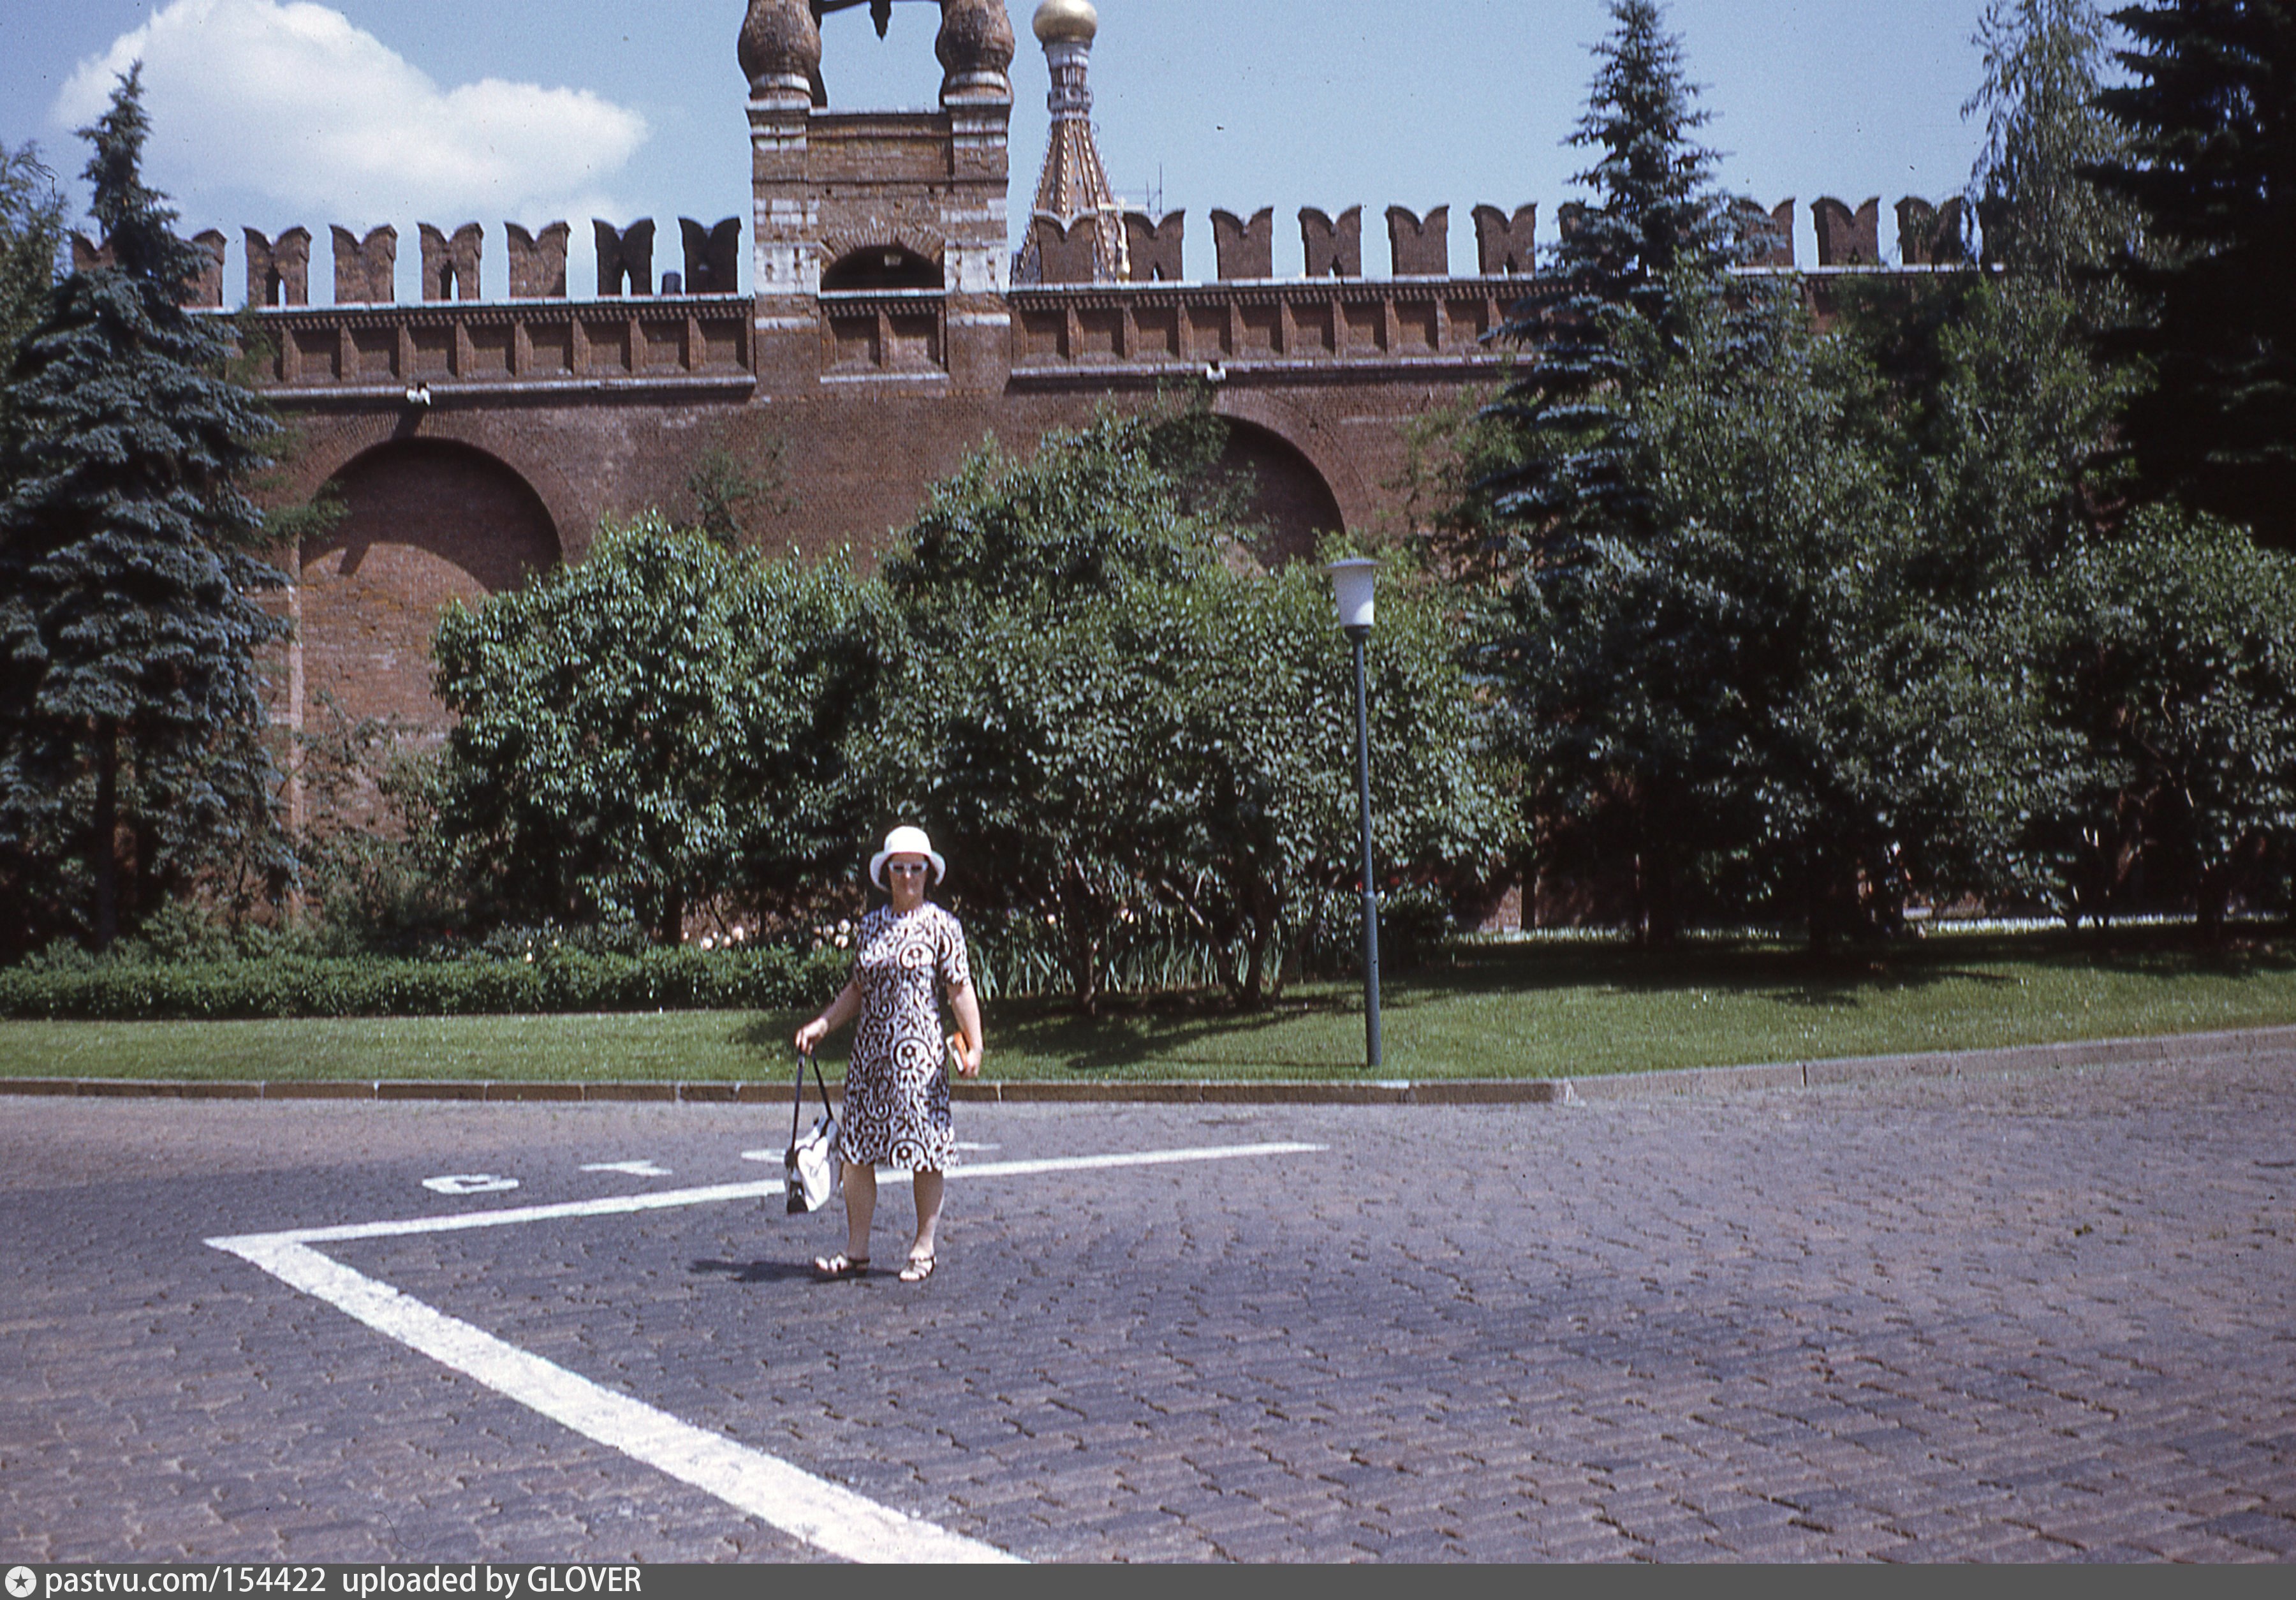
[{"left": 3, "top": 1046, "right": 2294, "bottom": 1563}]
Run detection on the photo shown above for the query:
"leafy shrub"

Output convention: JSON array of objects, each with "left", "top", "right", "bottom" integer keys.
[
  {"left": 430, "top": 517, "right": 879, "bottom": 942},
  {"left": 962, "top": 885, "right": 1464, "bottom": 1002},
  {"left": 871, "top": 405, "right": 1507, "bottom": 1010},
  {"left": 0, "top": 944, "right": 848, "bottom": 1021}
]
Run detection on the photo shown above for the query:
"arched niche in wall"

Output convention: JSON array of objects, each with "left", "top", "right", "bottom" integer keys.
[
  {"left": 820, "top": 245, "right": 945, "bottom": 292},
  {"left": 1212, "top": 417, "right": 1346, "bottom": 566},
  {"left": 299, "top": 438, "right": 560, "bottom": 745}
]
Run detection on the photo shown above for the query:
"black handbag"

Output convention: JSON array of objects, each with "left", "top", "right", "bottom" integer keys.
[{"left": 784, "top": 1051, "right": 840, "bottom": 1214}]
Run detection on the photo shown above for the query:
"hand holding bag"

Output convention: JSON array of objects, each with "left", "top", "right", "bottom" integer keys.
[{"left": 784, "top": 1050, "right": 840, "bottom": 1215}]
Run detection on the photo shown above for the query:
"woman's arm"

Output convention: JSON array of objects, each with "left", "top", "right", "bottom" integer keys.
[
  {"left": 793, "top": 975, "right": 863, "bottom": 1055},
  {"left": 947, "top": 980, "right": 983, "bottom": 1078}
]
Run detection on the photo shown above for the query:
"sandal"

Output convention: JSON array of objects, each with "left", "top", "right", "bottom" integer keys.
[
  {"left": 812, "top": 1253, "right": 870, "bottom": 1280},
  {"left": 899, "top": 1253, "right": 936, "bottom": 1284}
]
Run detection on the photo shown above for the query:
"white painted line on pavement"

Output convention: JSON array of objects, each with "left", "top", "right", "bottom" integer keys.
[
  {"left": 420, "top": 1174, "right": 519, "bottom": 1196},
  {"left": 237, "top": 1141, "right": 1325, "bottom": 1247},
  {"left": 207, "top": 1139, "right": 1326, "bottom": 1564},
  {"left": 212, "top": 1233, "right": 1015, "bottom": 1564}
]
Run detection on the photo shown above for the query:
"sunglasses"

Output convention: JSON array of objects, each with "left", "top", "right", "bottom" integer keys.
[{"left": 887, "top": 861, "right": 931, "bottom": 875}]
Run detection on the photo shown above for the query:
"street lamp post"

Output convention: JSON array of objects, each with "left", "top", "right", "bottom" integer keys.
[{"left": 1327, "top": 558, "right": 1382, "bottom": 1070}]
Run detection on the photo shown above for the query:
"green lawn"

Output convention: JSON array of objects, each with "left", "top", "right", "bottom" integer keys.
[{"left": 4, "top": 927, "right": 2295, "bottom": 1085}]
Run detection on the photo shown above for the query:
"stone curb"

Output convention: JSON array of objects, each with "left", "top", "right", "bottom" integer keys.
[{"left": 1, "top": 1023, "right": 2289, "bottom": 1106}]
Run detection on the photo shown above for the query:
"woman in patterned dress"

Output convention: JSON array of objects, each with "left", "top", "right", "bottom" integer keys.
[{"left": 793, "top": 826, "right": 983, "bottom": 1283}]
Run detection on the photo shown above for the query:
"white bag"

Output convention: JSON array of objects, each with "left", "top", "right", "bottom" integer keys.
[{"left": 784, "top": 1052, "right": 841, "bottom": 1215}]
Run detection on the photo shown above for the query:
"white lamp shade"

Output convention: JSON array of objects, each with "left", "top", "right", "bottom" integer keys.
[{"left": 1326, "top": 558, "right": 1377, "bottom": 628}]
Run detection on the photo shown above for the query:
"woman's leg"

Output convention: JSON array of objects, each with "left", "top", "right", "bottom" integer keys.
[
  {"left": 843, "top": 1160, "right": 876, "bottom": 1259},
  {"left": 910, "top": 1169, "right": 945, "bottom": 1264}
]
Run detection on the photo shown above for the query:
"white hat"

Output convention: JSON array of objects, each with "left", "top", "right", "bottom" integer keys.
[{"left": 869, "top": 825, "right": 946, "bottom": 889}]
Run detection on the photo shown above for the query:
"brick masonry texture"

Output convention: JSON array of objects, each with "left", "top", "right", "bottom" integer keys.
[
  {"left": 266, "top": 371, "right": 1436, "bottom": 749},
  {"left": 3, "top": 1044, "right": 2292, "bottom": 1561},
  {"left": 209, "top": 6, "right": 1985, "bottom": 784}
]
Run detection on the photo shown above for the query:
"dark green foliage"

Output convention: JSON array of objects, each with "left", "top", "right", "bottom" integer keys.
[
  {"left": 0, "top": 70, "right": 290, "bottom": 957},
  {"left": 1458, "top": 1, "right": 1954, "bottom": 944},
  {"left": 415, "top": 406, "right": 1502, "bottom": 1004},
  {"left": 872, "top": 406, "right": 1504, "bottom": 1009},
  {"left": 2005, "top": 511, "right": 2296, "bottom": 933},
  {"left": 1439, "top": 0, "right": 2296, "bottom": 946},
  {"left": 880, "top": 406, "right": 1228, "bottom": 621},
  {"left": 1482, "top": 277, "right": 1995, "bottom": 941},
  {"left": 2092, "top": 0, "right": 2296, "bottom": 544},
  {"left": 1868, "top": 0, "right": 2135, "bottom": 582},
  {"left": 1466, "top": 0, "right": 1763, "bottom": 569},
  {"left": 429, "top": 515, "right": 880, "bottom": 942},
  {"left": 0, "top": 942, "right": 846, "bottom": 1021},
  {"left": 1825, "top": 267, "right": 2136, "bottom": 595}
]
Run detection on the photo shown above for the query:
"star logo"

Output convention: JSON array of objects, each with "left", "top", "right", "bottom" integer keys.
[{"left": 6, "top": 1566, "right": 38, "bottom": 1599}]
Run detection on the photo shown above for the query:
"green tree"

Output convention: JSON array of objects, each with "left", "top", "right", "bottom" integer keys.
[
  {"left": 0, "top": 70, "right": 289, "bottom": 956},
  {"left": 1483, "top": 278, "right": 1980, "bottom": 943},
  {"left": 869, "top": 407, "right": 1228, "bottom": 1010},
  {"left": 873, "top": 408, "right": 1501, "bottom": 1009},
  {"left": 1460, "top": 1, "right": 1941, "bottom": 944},
  {"left": 1966, "top": 0, "right": 2140, "bottom": 290},
  {"left": 0, "top": 141, "right": 66, "bottom": 453},
  {"left": 2009, "top": 511, "right": 2296, "bottom": 935},
  {"left": 2091, "top": 0, "right": 2296, "bottom": 545},
  {"left": 429, "top": 516, "right": 879, "bottom": 943},
  {"left": 1137, "top": 563, "right": 1499, "bottom": 1004},
  {"left": 1462, "top": 0, "right": 1758, "bottom": 573}
]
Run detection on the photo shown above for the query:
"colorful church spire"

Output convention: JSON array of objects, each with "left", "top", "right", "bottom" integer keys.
[{"left": 1014, "top": 0, "right": 1129, "bottom": 283}]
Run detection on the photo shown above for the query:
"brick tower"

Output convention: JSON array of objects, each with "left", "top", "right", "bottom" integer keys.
[{"left": 739, "top": 0, "right": 1017, "bottom": 392}]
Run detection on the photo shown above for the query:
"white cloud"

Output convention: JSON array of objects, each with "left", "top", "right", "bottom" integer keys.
[{"left": 54, "top": 0, "right": 648, "bottom": 229}]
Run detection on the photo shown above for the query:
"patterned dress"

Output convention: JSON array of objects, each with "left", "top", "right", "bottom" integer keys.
[{"left": 838, "top": 902, "right": 971, "bottom": 1171}]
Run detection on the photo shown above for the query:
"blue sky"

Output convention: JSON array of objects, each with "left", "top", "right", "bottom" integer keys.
[{"left": 0, "top": 0, "right": 2014, "bottom": 300}]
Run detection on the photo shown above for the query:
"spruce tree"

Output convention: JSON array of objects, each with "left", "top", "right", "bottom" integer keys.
[
  {"left": 1477, "top": 0, "right": 1748, "bottom": 556},
  {"left": 0, "top": 68, "right": 289, "bottom": 953},
  {"left": 2091, "top": 0, "right": 2296, "bottom": 545}
]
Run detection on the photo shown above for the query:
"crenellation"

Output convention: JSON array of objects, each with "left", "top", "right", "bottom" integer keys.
[
  {"left": 1027, "top": 214, "right": 1102, "bottom": 283},
  {"left": 594, "top": 219, "right": 656, "bottom": 297},
  {"left": 1471, "top": 204, "right": 1538, "bottom": 275},
  {"left": 679, "top": 218, "right": 744, "bottom": 293},
  {"left": 1211, "top": 207, "right": 1274, "bottom": 280},
  {"left": 330, "top": 225, "right": 397, "bottom": 304},
  {"left": 1735, "top": 198, "right": 1795, "bottom": 267},
  {"left": 418, "top": 223, "right": 483, "bottom": 302},
  {"left": 244, "top": 226, "right": 311, "bottom": 306},
  {"left": 506, "top": 222, "right": 570, "bottom": 299},
  {"left": 1300, "top": 206, "right": 1362, "bottom": 278},
  {"left": 1896, "top": 195, "right": 1969, "bottom": 265},
  {"left": 1386, "top": 205, "right": 1450, "bottom": 277},
  {"left": 1811, "top": 196, "right": 1881, "bottom": 265},
  {"left": 188, "top": 230, "right": 227, "bottom": 308},
  {"left": 1122, "top": 211, "right": 1184, "bottom": 282}
]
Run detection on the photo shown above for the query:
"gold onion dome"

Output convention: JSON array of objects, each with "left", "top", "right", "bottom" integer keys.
[{"left": 1033, "top": 0, "right": 1098, "bottom": 45}]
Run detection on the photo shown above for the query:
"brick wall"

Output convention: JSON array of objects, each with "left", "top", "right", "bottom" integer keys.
[{"left": 297, "top": 436, "right": 559, "bottom": 746}]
